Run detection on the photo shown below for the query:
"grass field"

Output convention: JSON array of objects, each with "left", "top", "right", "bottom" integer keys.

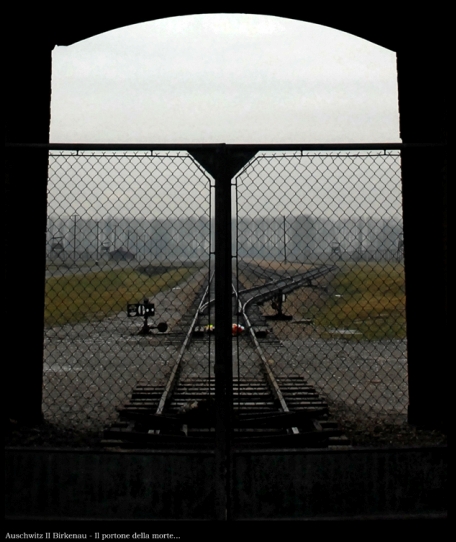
[
  {"left": 315, "top": 262, "right": 406, "bottom": 340},
  {"left": 45, "top": 266, "right": 195, "bottom": 327}
]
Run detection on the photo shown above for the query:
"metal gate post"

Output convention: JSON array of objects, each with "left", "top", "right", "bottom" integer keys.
[{"left": 214, "top": 144, "right": 234, "bottom": 520}]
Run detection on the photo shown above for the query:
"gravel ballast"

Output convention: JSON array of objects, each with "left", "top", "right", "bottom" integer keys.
[{"left": 6, "top": 269, "right": 446, "bottom": 448}]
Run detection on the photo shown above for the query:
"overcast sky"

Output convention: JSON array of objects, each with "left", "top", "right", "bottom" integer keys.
[{"left": 50, "top": 13, "right": 401, "bottom": 144}]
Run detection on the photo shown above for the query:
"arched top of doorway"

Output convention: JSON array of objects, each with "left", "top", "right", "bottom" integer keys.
[{"left": 28, "top": 8, "right": 426, "bottom": 52}]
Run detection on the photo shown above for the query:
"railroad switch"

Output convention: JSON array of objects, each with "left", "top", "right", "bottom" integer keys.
[
  {"left": 127, "top": 298, "right": 168, "bottom": 335},
  {"left": 265, "top": 291, "right": 293, "bottom": 321}
]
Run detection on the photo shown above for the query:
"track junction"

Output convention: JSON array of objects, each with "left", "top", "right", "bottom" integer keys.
[{"left": 103, "top": 262, "right": 350, "bottom": 449}]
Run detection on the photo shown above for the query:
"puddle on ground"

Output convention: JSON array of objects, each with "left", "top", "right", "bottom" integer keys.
[
  {"left": 44, "top": 363, "right": 82, "bottom": 373},
  {"left": 327, "top": 329, "right": 362, "bottom": 336}
]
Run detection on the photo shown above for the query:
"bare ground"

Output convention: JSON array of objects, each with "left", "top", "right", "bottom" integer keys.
[{"left": 6, "top": 265, "right": 447, "bottom": 448}]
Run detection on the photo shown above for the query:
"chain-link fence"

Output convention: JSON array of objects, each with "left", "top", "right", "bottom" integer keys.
[
  {"left": 43, "top": 146, "right": 407, "bottom": 438},
  {"left": 44, "top": 150, "right": 213, "bottom": 430},
  {"left": 233, "top": 150, "right": 406, "bottom": 421}
]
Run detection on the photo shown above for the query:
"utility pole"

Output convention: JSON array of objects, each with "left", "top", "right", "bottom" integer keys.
[
  {"left": 72, "top": 214, "right": 78, "bottom": 263},
  {"left": 96, "top": 221, "right": 99, "bottom": 261}
]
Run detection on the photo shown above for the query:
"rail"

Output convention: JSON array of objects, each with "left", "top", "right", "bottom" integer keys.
[
  {"left": 105, "top": 263, "right": 347, "bottom": 448},
  {"left": 155, "top": 271, "right": 214, "bottom": 415},
  {"left": 233, "top": 282, "right": 299, "bottom": 434}
]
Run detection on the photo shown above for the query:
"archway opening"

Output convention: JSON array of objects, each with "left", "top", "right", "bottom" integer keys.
[
  {"left": 43, "top": 14, "right": 411, "bottom": 448},
  {"left": 50, "top": 14, "right": 400, "bottom": 144}
]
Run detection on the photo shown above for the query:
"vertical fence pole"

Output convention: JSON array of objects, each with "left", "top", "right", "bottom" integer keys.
[{"left": 214, "top": 144, "right": 233, "bottom": 520}]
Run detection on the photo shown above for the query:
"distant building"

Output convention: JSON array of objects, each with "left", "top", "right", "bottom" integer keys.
[{"left": 109, "top": 247, "right": 136, "bottom": 262}]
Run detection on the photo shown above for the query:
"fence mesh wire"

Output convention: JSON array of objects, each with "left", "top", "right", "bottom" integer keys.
[
  {"left": 234, "top": 150, "right": 406, "bottom": 419},
  {"left": 43, "top": 147, "right": 407, "bottom": 437},
  {"left": 44, "top": 150, "right": 212, "bottom": 429}
]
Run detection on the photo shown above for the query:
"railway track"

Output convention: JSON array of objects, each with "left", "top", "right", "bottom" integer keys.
[{"left": 103, "top": 263, "right": 349, "bottom": 449}]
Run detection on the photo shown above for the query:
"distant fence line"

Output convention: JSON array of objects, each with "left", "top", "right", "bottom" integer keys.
[{"left": 47, "top": 214, "right": 403, "bottom": 262}]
